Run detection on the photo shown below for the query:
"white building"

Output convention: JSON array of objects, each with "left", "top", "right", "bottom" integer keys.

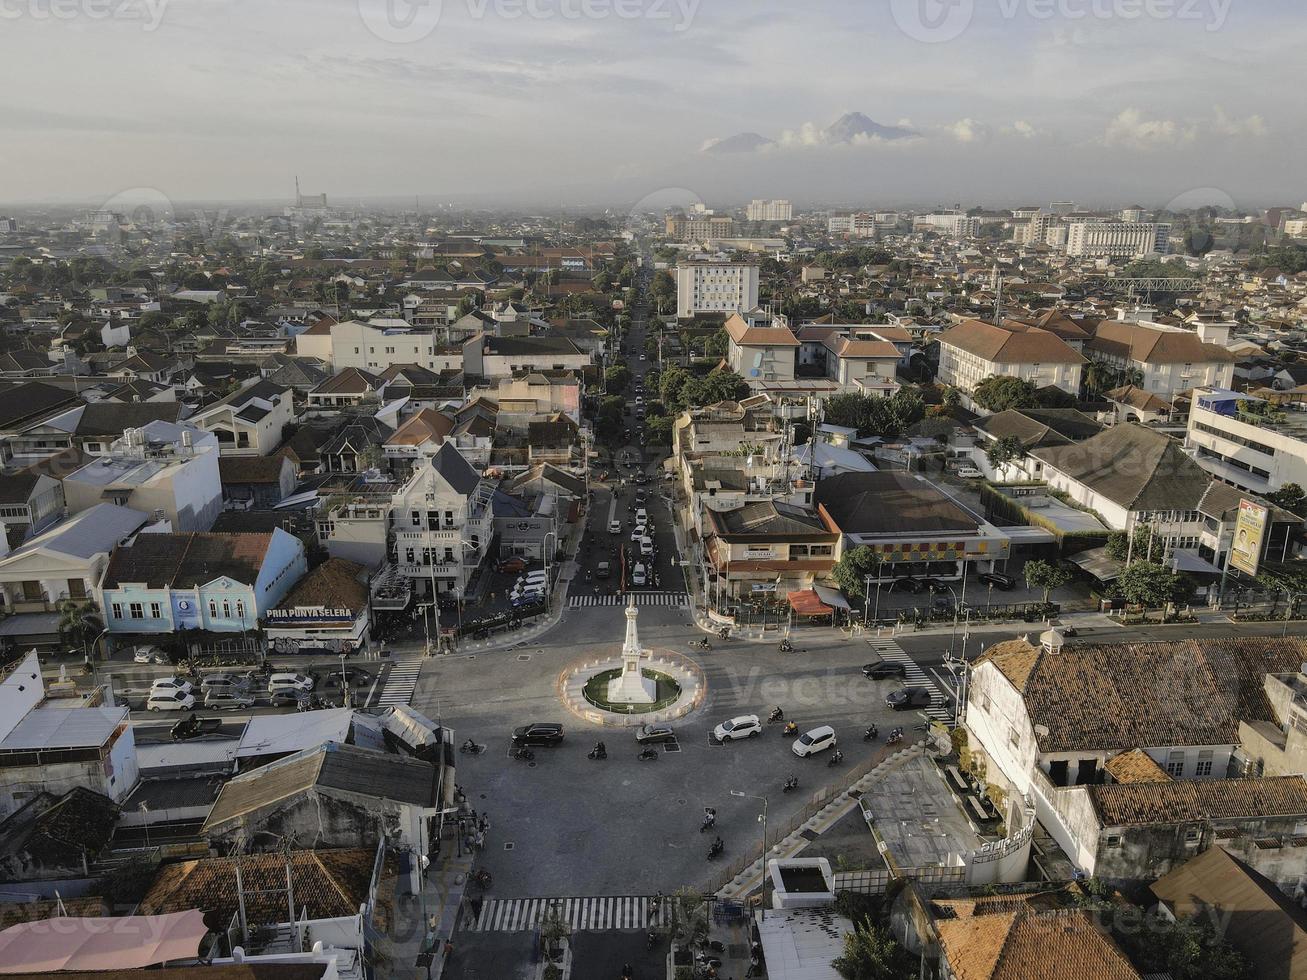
[
  {"left": 1185, "top": 388, "right": 1307, "bottom": 493},
  {"left": 675, "top": 261, "right": 760, "bottom": 318},
  {"left": 935, "top": 319, "right": 1085, "bottom": 405},
  {"left": 915, "top": 212, "right": 981, "bottom": 237},
  {"left": 1065, "top": 219, "right": 1171, "bottom": 258},
  {"left": 827, "top": 212, "right": 877, "bottom": 238},
  {"left": 188, "top": 379, "right": 297, "bottom": 456},
  {"left": 1085, "top": 317, "right": 1236, "bottom": 401},
  {"left": 329, "top": 319, "right": 446, "bottom": 373},
  {"left": 746, "top": 199, "right": 792, "bottom": 223}
]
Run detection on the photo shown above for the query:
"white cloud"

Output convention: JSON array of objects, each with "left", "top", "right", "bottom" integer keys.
[
  {"left": 778, "top": 122, "right": 826, "bottom": 147},
  {"left": 947, "top": 118, "right": 991, "bottom": 144},
  {"left": 1103, "top": 108, "right": 1197, "bottom": 148},
  {"left": 1007, "top": 120, "right": 1037, "bottom": 139},
  {"left": 1211, "top": 105, "right": 1269, "bottom": 138}
]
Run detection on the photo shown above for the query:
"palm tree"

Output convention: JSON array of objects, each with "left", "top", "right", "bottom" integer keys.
[{"left": 57, "top": 599, "right": 104, "bottom": 657}]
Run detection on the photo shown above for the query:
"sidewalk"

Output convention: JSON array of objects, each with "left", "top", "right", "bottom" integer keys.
[{"left": 387, "top": 851, "right": 474, "bottom": 980}]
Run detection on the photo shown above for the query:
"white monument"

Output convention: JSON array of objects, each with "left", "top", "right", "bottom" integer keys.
[{"left": 608, "top": 598, "right": 657, "bottom": 704}]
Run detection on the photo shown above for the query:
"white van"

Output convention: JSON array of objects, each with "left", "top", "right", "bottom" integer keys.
[{"left": 268, "top": 672, "right": 314, "bottom": 694}]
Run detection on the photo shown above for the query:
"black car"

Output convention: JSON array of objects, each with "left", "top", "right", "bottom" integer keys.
[
  {"left": 918, "top": 576, "right": 944, "bottom": 592},
  {"left": 512, "top": 723, "right": 565, "bottom": 746},
  {"left": 886, "top": 687, "right": 934, "bottom": 710},
  {"left": 270, "top": 689, "right": 309, "bottom": 707},
  {"left": 891, "top": 577, "right": 924, "bottom": 594},
  {"left": 978, "top": 571, "right": 1016, "bottom": 590},
  {"left": 634, "top": 724, "right": 676, "bottom": 744},
  {"left": 862, "top": 660, "right": 907, "bottom": 680}
]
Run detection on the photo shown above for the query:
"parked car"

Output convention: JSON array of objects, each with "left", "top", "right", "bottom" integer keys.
[
  {"left": 635, "top": 508, "right": 648, "bottom": 525},
  {"left": 886, "top": 687, "right": 934, "bottom": 711},
  {"left": 792, "top": 725, "right": 838, "bottom": 757},
  {"left": 268, "top": 672, "right": 313, "bottom": 694},
  {"left": 862, "top": 659, "right": 907, "bottom": 680},
  {"left": 634, "top": 724, "right": 676, "bottom": 744},
  {"left": 608, "top": 520, "right": 622, "bottom": 534},
  {"left": 712, "top": 715, "right": 762, "bottom": 742},
  {"left": 496, "top": 557, "right": 527, "bottom": 574},
  {"left": 918, "top": 576, "right": 944, "bottom": 592},
  {"left": 147, "top": 690, "right": 196, "bottom": 712},
  {"left": 891, "top": 577, "right": 924, "bottom": 594},
  {"left": 200, "top": 673, "right": 249, "bottom": 693},
  {"left": 956, "top": 466, "right": 983, "bottom": 479},
  {"left": 512, "top": 722, "right": 564, "bottom": 746},
  {"left": 204, "top": 690, "right": 256, "bottom": 710},
  {"left": 270, "top": 689, "right": 309, "bottom": 708},
  {"left": 151, "top": 677, "right": 193, "bottom": 696},
  {"left": 978, "top": 571, "right": 1016, "bottom": 590},
  {"left": 133, "top": 645, "right": 163, "bottom": 665},
  {"left": 639, "top": 537, "right": 654, "bottom": 558},
  {"left": 512, "top": 590, "right": 545, "bottom": 608}
]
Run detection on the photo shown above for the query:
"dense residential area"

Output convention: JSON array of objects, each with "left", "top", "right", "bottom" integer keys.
[{"left": 3, "top": 191, "right": 1307, "bottom": 980}]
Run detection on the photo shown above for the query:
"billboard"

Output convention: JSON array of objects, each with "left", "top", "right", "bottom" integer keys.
[
  {"left": 171, "top": 594, "right": 201, "bottom": 630},
  {"left": 1230, "top": 499, "right": 1269, "bottom": 577}
]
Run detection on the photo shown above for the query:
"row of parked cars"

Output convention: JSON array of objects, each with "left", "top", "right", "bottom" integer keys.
[
  {"left": 143, "top": 671, "right": 315, "bottom": 711},
  {"left": 886, "top": 571, "right": 1015, "bottom": 595}
]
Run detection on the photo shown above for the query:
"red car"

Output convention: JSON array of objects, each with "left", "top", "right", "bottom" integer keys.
[{"left": 497, "top": 558, "right": 527, "bottom": 574}]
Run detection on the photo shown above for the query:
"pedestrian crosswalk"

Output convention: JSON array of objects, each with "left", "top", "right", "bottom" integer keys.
[
  {"left": 468, "top": 895, "right": 671, "bottom": 933},
  {"left": 375, "top": 658, "right": 422, "bottom": 706},
  {"left": 866, "top": 638, "right": 954, "bottom": 722},
  {"left": 569, "top": 592, "right": 689, "bottom": 608}
]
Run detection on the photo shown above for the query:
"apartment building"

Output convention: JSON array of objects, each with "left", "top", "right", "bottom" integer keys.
[
  {"left": 827, "top": 212, "right": 876, "bottom": 238},
  {"left": 1065, "top": 219, "right": 1171, "bottom": 258},
  {"left": 188, "top": 379, "right": 296, "bottom": 456},
  {"left": 1185, "top": 387, "right": 1307, "bottom": 493},
  {"left": 329, "top": 319, "right": 453, "bottom": 373},
  {"left": 665, "top": 213, "right": 735, "bottom": 241},
  {"left": 745, "top": 199, "right": 792, "bottom": 223},
  {"left": 1085, "top": 318, "right": 1236, "bottom": 400},
  {"left": 936, "top": 319, "right": 1085, "bottom": 404},
  {"left": 724, "top": 313, "right": 798, "bottom": 387},
  {"left": 675, "top": 261, "right": 760, "bottom": 318},
  {"left": 914, "top": 212, "right": 981, "bottom": 237}
]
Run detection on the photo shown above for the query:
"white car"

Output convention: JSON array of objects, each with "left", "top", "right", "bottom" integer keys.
[
  {"left": 956, "top": 466, "right": 983, "bottom": 480},
  {"left": 268, "top": 672, "right": 314, "bottom": 694},
  {"left": 792, "top": 725, "right": 838, "bottom": 757},
  {"left": 713, "top": 714, "right": 762, "bottom": 742},
  {"left": 635, "top": 508, "right": 648, "bottom": 524},
  {"left": 147, "top": 690, "right": 195, "bottom": 712},
  {"left": 631, "top": 563, "right": 648, "bottom": 586},
  {"left": 639, "top": 537, "right": 654, "bottom": 558},
  {"left": 608, "top": 520, "right": 622, "bottom": 534},
  {"left": 151, "top": 677, "right": 193, "bottom": 696},
  {"left": 132, "top": 646, "right": 158, "bottom": 665}
]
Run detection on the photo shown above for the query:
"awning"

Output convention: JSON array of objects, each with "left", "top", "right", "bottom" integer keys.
[
  {"left": 1171, "top": 550, "right": 1223, "bottom": 575},
  {"left": 1067, "top": 547, "right": 1123, "bottom": 582},
  {"left": 0, "top": 909, "right": 207, "bottom": 973},
  {"left": 787, "top": 589, "right": 833, "bottom": 616},
  {"left": 812, "top": 585, "right": 851, "bottom": 610},
  {"left": 0, "top": 613, "right": 61, "bottom": 637}
]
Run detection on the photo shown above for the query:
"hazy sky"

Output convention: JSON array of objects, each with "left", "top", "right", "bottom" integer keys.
[{"left": 2, "top": 0, "right": 1303, "bottom": 209}]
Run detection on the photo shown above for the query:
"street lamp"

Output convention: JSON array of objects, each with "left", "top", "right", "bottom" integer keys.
[
  {"left": 729, "top": 789, "right": 768, "bottom": 884},
  {"left": 542, "top": 530, "right": 558, "bottom": 590},
  {"left": 338, "top": 650, "right": 350, "bottom": 709}
]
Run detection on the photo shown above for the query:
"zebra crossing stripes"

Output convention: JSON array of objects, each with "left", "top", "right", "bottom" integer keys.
[
  {"left": 375, "top": 658, "right": 422, "bottom": 706},
  {"left": 569, "top": 592, "right": 689, "bottom": 608},
  {"left": 866, "top": 639, "right": 954, "bottom": 721},
  {"left": 470, "top": 895, "right": 671, "bottom": 933}
]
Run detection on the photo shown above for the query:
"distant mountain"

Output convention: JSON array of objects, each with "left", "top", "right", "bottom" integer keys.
[
  {"left": 823, "top": 112, "right": 917, "bottom": 143},
  {"left": 702, "top": 132, "right": 776, "bottom": 154}
]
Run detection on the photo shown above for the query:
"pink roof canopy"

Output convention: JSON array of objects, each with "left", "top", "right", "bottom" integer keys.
[{"left": 0, "top": 909, "right": 207, "bottom": 973}]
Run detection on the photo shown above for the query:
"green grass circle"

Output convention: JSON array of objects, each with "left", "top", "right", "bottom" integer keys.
[{"left": 581, "top": 667, "right": 683, "bottom": 714}]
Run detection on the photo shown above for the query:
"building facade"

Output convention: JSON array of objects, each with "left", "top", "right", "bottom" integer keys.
[{"left": 676, "top": 262, "right": 760, "bottom": 318}]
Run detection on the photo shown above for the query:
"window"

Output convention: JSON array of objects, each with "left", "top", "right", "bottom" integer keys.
[
  {"left": 1105, "top": 834, "right": 1121, "bottom": 847},
  {"left": 150, "top": 602, "right": 162, "bottom": 619},
  {"left": 1195, "top": 760, "right": 1212, "bottom": 777},
  {"left": 1165, "top": 751, "right": 1186, "bottom": 778},
  {"left": 222, "top": 601, "right": 231, "bottom": 618},
  {"left": 112, "top": 602, "right": 123, "bottom": 619},
  {"left": 236, "top": 600, "right": 245, "bottom": 619},
  {"left": 411, "top": 510, "right": 421, "bottom": 527},
  {"left": 129, "top": 602, "right": 143, "bottom": 619},
  {"left": 208, "top": 600, "right": 217, "bottom": 618},
  {"left": 67, "top": 578, "right": 86, "bottom": 599}
]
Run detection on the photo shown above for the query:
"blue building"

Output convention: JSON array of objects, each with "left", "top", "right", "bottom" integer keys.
[{"left": 98, "top": 529, "right": 307, "bottom": 635}]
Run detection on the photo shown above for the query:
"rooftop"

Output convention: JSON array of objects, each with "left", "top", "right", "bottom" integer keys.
[
  {"left": 813, "top": 471, "right": 981, "bottom": 536},
  {"left": 0, "top": 705, "right": 127, "bottom": 752}
]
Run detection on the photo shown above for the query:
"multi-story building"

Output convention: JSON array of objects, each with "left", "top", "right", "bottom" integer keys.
[
  {"left": 63, "top": 423, "right": 222, "bottom": 533},
  {"left": 827, "top": 212, "right": 877, "bottom": 238},
  {"left": 329, "top": 319, "right": 456, "bottom": 373},
  {"left": 914, "top": 212, "right": 981, "bottom": 237},
  {"left": 1185, "top": 387, "right": 1307, "bottom": 493},
  {"left": 188, "top": 379, "right": 297, "bottom": 456},
  {"left": 745, "top": 199, "right": 792, "bottom": 223},
  {"left": 98, "top": 528, "right": 307, "bottom": 636},
  {"left": 935, "top": 319, "right": 1085, "bottom": 406},
  {"left": 665, "top": 213, "right": 735, "bottom": 241},
  {"left": 676, "top": 261, "right": 760, "bottom": 318},
  {"left": 724, "top": 313, "right": 798, "bottom": 387},
  {"left": 1065, "top": 219, "right": 1171, "bottom": 258},
  {"left": 1085, "top": 318, "right": 1236, "bottom": 400}
]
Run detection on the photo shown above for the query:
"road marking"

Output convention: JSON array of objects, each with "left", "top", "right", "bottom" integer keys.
[
  {"left": 375, "top": 658, "right": 423, "bottom": 706},
  {"left": 865, "top": 639, "right": 953, "bottom": 721},
  {"left": 470, "top": 895, "right": 671, "bottom": 932},
  {"left": 568, "top": 592, "right": 689, "bottom": 608}
]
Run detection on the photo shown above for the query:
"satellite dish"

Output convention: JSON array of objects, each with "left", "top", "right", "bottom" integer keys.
[{"left": 750, "top": 369, "right": 760, "bottom": 377}]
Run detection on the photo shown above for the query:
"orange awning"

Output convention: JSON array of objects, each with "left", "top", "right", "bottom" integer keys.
[{"left": 786, "top": 589, "right": 832, "bottom": 616}]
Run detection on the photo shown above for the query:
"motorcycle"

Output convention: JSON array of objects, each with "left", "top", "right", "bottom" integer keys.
[
  {"left": 778, "top": 638, "right": 794, "bottom": 654},
  {"left": 767, "top": 706, "right": 784, "bottom": 724},
  {"left": 827, "top": 749, "right": 845, "bottom": 767},
  {"left": 782, "top": 774, "right": 798, "bottom": 793},
  {"left": 782, "top": 721, "right": 798, "bottom": 738},
  {"left": 470, "top": 868, "right": 493, "bottom": 888},
  {"left": 887, "top": 728, "right": 903, "bottom": 746},
  {"left": 638, "top": 746, "right": 659, "bottom": 761},
  {"left": 691, "top": 638, "right": 711, "bottom": 651},
  {"left": 510, "top": 746, "right": 535, "bottom": 762},
  {"left": 459, "top": 739, "right": 486, "bottom": 755},
  {"left": 717, "top": 627, "right": 730, "bottom": 640},
  {"left": 706, "top": 837, "right": 724, "bottom": 860},
  {"left": 588, "top": 741, "right": 608, "bottom": 760},
  {"left": 699, "top": 808, "right": 717, "bottom": 833},
  {"left": 862, "top": 725, "right": 879, "bottom": 742}
]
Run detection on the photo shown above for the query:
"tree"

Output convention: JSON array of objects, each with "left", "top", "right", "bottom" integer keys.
[
  {"left": 644, "top": 415, "right": 673, "bottom": 446},
  {"left": 604, "top": 365, "right": 632, "bottom": 395},
  {"left": 595, "top": 396, "right": 626, "bottom": 444},
  {"left": 1118, "top": 561, "right": 1185, "bottom": 608},
  {"left": 831, "top": 922, "right": 914, "bottom": 980},
  {"left": 972, "top": 376, "right": 1040, "bottom": 412},
  {"left": 57, "top": 599, "right": 104, "bottom": 656},
  {"left": 1267, "top": 482, "right": 1306, "bottom": 517},
  {"left": 832, "top": 546, "right": 882, "bottom": 600},
  {"left": 985, "top": 435, "right": 1025, "bottom": 471},
  {"left": 683, "top": 369, "right": 749, "bottom": 407},
  {"left": 1105, "top": 523, "right": 1154, "bottom": 563},
  {"left": 704, "top": 329, "right": 730, "bottom": 358},
  {"left": 1023, "top": 559, "right": 1071, "bottom": 603}
]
